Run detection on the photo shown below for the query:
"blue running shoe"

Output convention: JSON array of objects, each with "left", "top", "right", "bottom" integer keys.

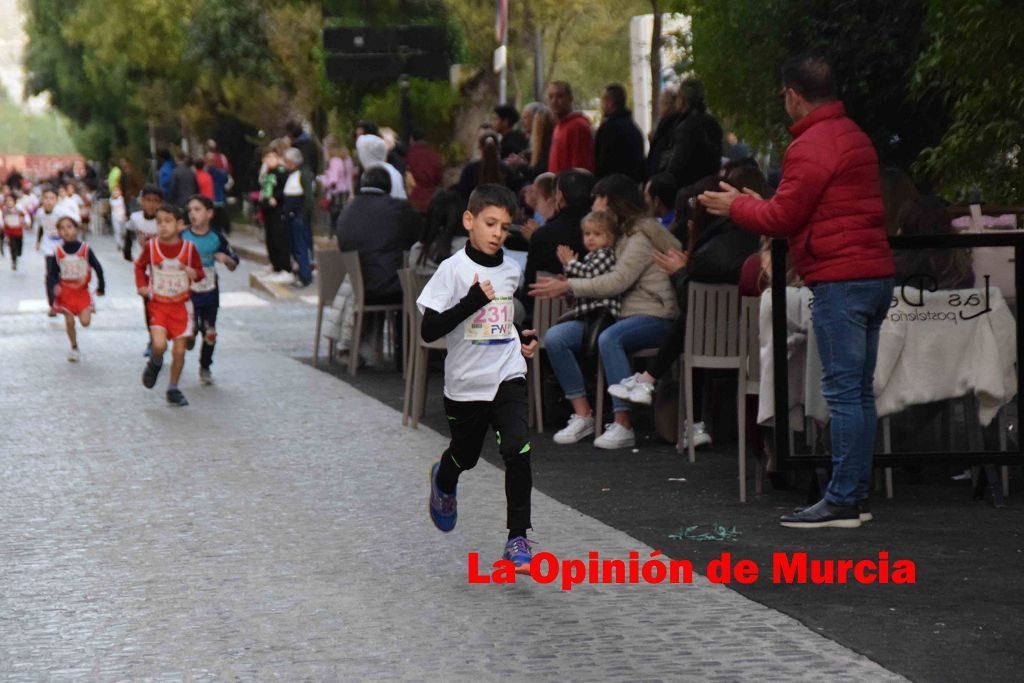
[
  {"left": 502, "top": 536, "right": 533, "bottom": 574},
  {"left": 428, "top": 461, "right": 457, "bottom": 532}
]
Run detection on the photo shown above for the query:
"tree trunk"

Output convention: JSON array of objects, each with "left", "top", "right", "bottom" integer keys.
[{"left": 650, "top": 1, "right": 663, "bottom": 133}]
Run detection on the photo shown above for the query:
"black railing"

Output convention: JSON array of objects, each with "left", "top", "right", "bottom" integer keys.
[{"left": 771, "top": 231, "right": 1024, "bottom": 470}]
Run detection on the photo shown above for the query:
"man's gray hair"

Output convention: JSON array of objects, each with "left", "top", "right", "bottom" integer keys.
[{"left": 283, "top": 147, "right": 304, "bottom": 165}]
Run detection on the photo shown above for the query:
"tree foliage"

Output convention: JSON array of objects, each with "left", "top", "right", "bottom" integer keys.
[
  {"left": 685, "top": 0, "right": 947, "bottom": 173},
  {"left": 911, "top": 0, "right": 1024, "bottom": 201}
]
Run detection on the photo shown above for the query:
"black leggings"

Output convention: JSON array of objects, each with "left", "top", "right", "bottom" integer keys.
[
  {"left": 6, "top": 235, "right": 22, "bottom": 264},
  {"left": 437, "top": 378, "right": 532, "bottom": 530}
]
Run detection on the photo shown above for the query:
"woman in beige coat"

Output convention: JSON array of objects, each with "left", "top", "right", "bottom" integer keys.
[{"left": 530, "top": 174, "right": 680, "bottom": 449}]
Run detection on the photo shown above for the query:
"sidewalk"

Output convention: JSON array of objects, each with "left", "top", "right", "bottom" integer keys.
[{"left": 0, "top": 236, "right": 903, "bottom": 680}]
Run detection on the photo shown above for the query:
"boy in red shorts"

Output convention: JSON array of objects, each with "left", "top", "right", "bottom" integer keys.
[
  {"left": 48, "top": 214, "right": 105, "bottom": 362},
  {"left": 135, "top": 204, "right": 205, "bottom": 406}
]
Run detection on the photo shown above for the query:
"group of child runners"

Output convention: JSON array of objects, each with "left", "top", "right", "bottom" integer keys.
[
  {"left": 10, "top": 176, "right": 553, "bottom": 571},
  {"left": 10, "top": 182, "right": 239, "bottom": 408}
]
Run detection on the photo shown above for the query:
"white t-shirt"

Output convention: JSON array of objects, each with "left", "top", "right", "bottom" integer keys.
[
  {"left": 32, "top": 209, "right": 62, "bottom": 255},
  {"left": 128, "top": 211, "right": 158, "bottom": 243},
  {"left": 110, "top": 196, "right": 127, "bottom": 222},
  {"left": 417, "top": 248, "right": 526, "bottom": 402}
]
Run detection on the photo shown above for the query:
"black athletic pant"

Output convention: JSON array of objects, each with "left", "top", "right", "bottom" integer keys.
[
  {"left": 7, "top": 235, "right": 22, "bottom": 265},
  {"left": 438, "top": 378, "right": 532, "bottom": 530},
  {"left": 195, "top": 300, "right": 219, "bottom": 369}
]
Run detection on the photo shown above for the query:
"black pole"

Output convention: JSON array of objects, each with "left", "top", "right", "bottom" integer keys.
[
  {"left": 771, "top": 239, "right": 791, "bottom": 469},
  {"left": 1016, "top": 243, "right": 1024, "bottom": 457},
  {"left": 399, "top": 75, "right": 412, "bottom": 145}
]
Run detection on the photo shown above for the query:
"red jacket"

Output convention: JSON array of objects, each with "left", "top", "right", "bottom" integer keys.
[
  {"left": 548, "top": 111, "right": 595, "bottom": 173},
  {"left": 730, "top": 101, "right": 893, "bottom": 285},
  {"left": 195, "top": 168, "right": 215, "bottom": 201}
]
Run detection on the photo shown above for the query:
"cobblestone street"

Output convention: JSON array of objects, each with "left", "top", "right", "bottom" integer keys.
[{"left": 0, "top": 236, "right": 903, "bottom": 680}]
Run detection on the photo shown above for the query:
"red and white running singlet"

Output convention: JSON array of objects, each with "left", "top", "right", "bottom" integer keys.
[
  {"left": 148, "top": 240, "right": 196, "bottom": 303},
  {"left": 55, "top": 243, "right": 92, "bottom": 290}
]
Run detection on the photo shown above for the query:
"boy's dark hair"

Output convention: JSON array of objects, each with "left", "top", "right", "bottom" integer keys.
[
  {"left": 156, "top": 202, "right": 181, "bottom": 219},
  {"left": 193, "top": 158, "right": 205, "bottom": 170},
  {"left": 555, "top": 170, "right": 596, "bottom": 210},
  {"left": 782, "top": 52, "right": 837, "bottom": 103},
  {"left": 646, "top": 172, "right": 678, "bottom": 208},
  {"left": 467, "top": 184, "right": 518, "bottom": 217},
  {"left": 722, "top": 156, "right": 760, "bottom": 176},
  {"left": 493, "top": 104, "right": 520, "bottom": 126},
  {"left": 157, "top": 148, "right": 172, "bottom": 163},
  {"left": 40, "top": 185, "right": 57, "bottom": 197},
  {"left": 188, "top": 194, "right": 214, "bottom": 210},
  {"left": 141, "top": 184, "right": 164, "bottom": 200},
  {"left": 360, "top": 166, "right": 392, "bottom": 193}
]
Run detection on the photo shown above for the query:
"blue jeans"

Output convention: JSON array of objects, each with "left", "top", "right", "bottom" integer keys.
[
  {"left": 287, "top": 213, "right": 312, "bottom": 285},
  {"left": 545, "top": 316, "right": 674, "bottom": 414},
  {"left": 810, "top": 277, "right": 894, "bottom": 507}
]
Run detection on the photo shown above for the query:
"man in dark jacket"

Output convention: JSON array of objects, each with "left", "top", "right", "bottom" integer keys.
[
  {"left": 594, "top": 84, "right": 645, "bottom": 181},
  {"left": 702, "top": 53, "right": 895, "bottom": 529},
  {"left": 335, "top": 166, "right": 422, "bottom": 304},
  {"left": 167, "top": 152, "right": 198, "bottom": 209},
  {"left": 520, "top": 170, "right": 594, "bottom": 312},
  {"left": 662, "top": 79, "right": 723, "bottom": 187},
  {"left": 647, "top": 88, "right": 682, "bottom": 177},
  {"left": 286, "top": 120, "right": 322, "bottom": 176}
]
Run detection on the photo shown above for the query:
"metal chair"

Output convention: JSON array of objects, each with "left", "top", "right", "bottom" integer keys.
[
  {"left": 338, "top": 251, "right": 403, "bottom": 376},
  {"left": 529, "top": 281, "right": 570, "bottom": 432},
  {"left": 312, "top": 247, "right": 346, "bottom": 368},
  {"left": 737, "top": 296, "right": 767, "bottom": 502},
  {"left": 403, "top": 271, "right": 447, "bottom": 428},
  {"left": 679, "top": 283, "right": 742, "bottom": 463}
]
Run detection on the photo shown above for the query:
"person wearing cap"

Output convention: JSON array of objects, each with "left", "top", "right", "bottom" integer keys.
[{"left": 281, "top": 147, "right": 315, "bottom": 288}]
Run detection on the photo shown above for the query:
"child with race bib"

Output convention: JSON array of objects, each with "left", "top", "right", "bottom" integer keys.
[
  {"left": 417, "top": 184, "right": 540, "bottom": 574},
  {"left": 48, "top": 214, "right": 105, "bottom": 362},
  {"left": 183, "top": 195, "right": 240, "bottom": 385},
  {"left": 135, "top": 203, "right": 205, "bottom": 407}
]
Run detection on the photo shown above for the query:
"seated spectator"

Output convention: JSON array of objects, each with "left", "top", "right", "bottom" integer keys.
[
  {"left": 894, "top": 195, "right": 974, "bottom": 290},
  {"left": 645, "top": 173, "right": 679, "bottom": 229},
  {"left": 529, "top": 174, "right": 680, "bottom": 450},
  {"left": 521, "top": 172, "right": 558, "bottom": 242},
  {"left": 608, "top": 167, "right": 766, "bottom": 446},
  {"left": 493, "top": 105, "right": 529, "bottom": 159},
  {"left": 409, "top": 189, "right": 468, "bottom": 276},
  {"left": 335, "top": 167, "right": 422, "bottom": 304},
  {"left": 457, "top": 131, "right": 522, "bottom": 201},
  {"left": 521, "top": 170, "right": 595, "bottom": 304},
  {"left": 355, "top": 134, "right": 407, "bottom": 200}
]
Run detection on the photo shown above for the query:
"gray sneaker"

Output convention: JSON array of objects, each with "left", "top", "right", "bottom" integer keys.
[{"left": 199, "top": 367, "right": 214, "bottom": 385}]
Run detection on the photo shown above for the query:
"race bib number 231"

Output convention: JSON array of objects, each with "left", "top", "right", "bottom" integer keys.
[{"left": 464, "top": 295, "right": 516, "bottom": 344}]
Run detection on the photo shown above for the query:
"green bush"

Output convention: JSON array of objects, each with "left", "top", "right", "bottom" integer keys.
[{"left": 360, "top": 78, "right": 463, "bottom": 164}]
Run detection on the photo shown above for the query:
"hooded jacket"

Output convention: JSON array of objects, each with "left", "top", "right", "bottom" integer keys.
[
  {"left": 548, "top": 111, "right": 595, "bottom": 174},
  {"left": 729, "top": 101, "right": 893, "bottom": 284},
  {"left": 568, "top": 217, "right": 680, "bottom": 320},
  {"left": 355, "top": 135, "right": 407, "bottom": 200}
]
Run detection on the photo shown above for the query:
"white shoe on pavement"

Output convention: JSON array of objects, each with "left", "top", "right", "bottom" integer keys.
[
  {"left": 594, "top": 423, "right": 636, "bottom": 449},
  {"left": 608, "top": 373, "right": 655, "bottom": 406},
  {"left": 681, "top": 421, "right": 713, "bottom": 449},
  {"left": 553, "top": 413, "right": 595, "bottom": 444},
  {"left": 67, "top": 348, "right": 80, "bottom": 363}
]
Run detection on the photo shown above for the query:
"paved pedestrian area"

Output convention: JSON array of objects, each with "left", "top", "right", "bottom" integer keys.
[{"left": 0, "top": 237, "right": 902, "bottom": 680}]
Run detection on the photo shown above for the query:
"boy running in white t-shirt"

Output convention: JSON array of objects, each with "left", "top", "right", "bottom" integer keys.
[{"left": 417, "top": 184, "right": 539, "bottom": 573}]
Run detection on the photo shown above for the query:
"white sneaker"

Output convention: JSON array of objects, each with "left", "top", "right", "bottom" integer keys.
[
  {"left": 607, "top": 373, "right": 655, "bottom": 406},
  {"left": 681, "top": 421, "right": 713, "bottom": 448},
  {"left": 553, "top": 414, "right": 595, "bottom": 444},
  {"left": 67, "top": 348, "right": 80, "bottom": 363},
  {"left": 594, "top": 423, "right": 636, "bottom": 449}
]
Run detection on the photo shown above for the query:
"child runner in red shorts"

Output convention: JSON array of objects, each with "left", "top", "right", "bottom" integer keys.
[
  {"left": 135, "top": 203, "right": 205, "bottom": 407},
  {"left": 48, "top": 214, "right": 105, "bottom": 362}
]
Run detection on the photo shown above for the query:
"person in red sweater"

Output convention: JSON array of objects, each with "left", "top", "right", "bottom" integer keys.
[
  {"left": 193, "top": 159, "right": 215, "bottom": 201},
  {"left": 546, "top": 81, "right": 595, "bottom": 173},
  {"left": 135, "top": 204, "right": 205, "bottom": 407},
  {"left": 701, "top": 53, "right": 894, "bottom": 530}
]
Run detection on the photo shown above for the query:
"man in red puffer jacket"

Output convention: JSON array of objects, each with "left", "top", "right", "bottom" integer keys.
[
  {"left": 701, "top": 53, "right": 894, "bottom": 530},
  {"left": 546, "top": 81, "right": 595, "bottom": 174}
]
